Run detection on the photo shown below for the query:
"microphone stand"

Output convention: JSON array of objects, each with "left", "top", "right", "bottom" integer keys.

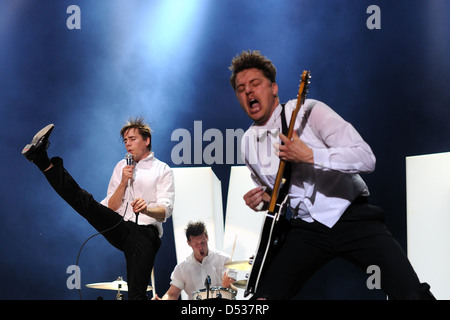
[
  {"left": 204, "top": 276, "right": 211, "bottom": 299},
  {"left": 129, "top": 177, "right": 139, "bottom": 225}
]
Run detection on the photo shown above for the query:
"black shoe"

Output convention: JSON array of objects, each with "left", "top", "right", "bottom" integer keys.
[{"left": 22, "top": 124, "right": 54, "bottom": 170}]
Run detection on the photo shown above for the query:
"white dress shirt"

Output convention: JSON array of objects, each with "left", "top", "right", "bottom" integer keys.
[
  {"left": 101, "top": 152, "right": 175, "bottom": 237},
  {"left": 170, "top": 249, "right": 231, "bottom": 299},
  {"left": 241, "top": 99, "right": 376, "bottom": 228}
]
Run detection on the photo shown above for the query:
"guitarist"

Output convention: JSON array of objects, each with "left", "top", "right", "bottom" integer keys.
[{"left": 229, "top": 50, "right": 435, "bottom": 300}]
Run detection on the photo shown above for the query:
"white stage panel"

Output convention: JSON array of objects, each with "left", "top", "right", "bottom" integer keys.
[
  {"left": 406, "top": 152, "right": 450, "bottom": 300},
  {"left": 223, "top": 166, "right": 265, "bottom": 299},
  {"left": 223, "top": 166, "right": 264, "bottom": 261},
  {"left": 172, "top": 167, "right": 224, "bottom": 262},
  {"left": 171, "top": 167, "right": 224, "bottom": 299}
]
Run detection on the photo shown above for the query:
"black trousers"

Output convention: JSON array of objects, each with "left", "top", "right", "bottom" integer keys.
[
  {"left": 254, "top": 198, "right": 435, "bottom": 300},
  {"left": 44, "top": 157, "right": 161, "bottom": 300}
]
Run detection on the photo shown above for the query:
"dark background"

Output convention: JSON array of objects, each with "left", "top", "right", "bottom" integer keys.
[{"left": 0, "top": 0, "right": 448, "bottom": 300}]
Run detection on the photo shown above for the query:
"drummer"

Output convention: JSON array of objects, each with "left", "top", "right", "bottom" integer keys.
[{"left": 153, "top": 221, "right": 235, "bottom": 300}]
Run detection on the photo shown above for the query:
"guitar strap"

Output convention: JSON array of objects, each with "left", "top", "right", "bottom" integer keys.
[{"left": 278, "top": 103, "right": 291, "bottom": 207}]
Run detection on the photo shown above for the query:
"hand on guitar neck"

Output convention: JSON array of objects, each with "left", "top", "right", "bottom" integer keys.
[{"left": 275, "top": 131, "right": 314, "bottom": 164}]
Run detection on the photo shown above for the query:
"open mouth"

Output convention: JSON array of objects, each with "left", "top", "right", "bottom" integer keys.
[{"left": 249, "top": 98, "right": 261, "bottom": 114}]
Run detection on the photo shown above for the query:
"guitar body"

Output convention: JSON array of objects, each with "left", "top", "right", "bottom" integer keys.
[
  {"left": 244, "top": 70, "right": 311, "bottom": 297},
  {"left": 244, "top": 197, "right": 289, "bottom": 297}
]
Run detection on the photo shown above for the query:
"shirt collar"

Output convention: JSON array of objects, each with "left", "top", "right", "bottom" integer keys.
[
  {"left": 250, "top": 104, "right": 282, "bottom": 138},
  {"left": 137, "top": 152, "right": 154, "bottom": 163}
]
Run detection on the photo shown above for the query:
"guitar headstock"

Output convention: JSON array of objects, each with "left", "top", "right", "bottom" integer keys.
[{"left": 297, "top": 70, "right": 311, "bottom": 104}]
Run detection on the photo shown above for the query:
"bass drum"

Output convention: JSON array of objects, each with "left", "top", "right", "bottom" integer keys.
[{"left": 192, "top": 286, "right": 236, "bottom": 300}]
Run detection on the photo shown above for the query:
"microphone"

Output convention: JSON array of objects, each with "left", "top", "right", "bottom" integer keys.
[
  {"left": 125, "top": 153, "right": 137, "bottom": 222},
  {"left": 204, "top": 275, "right": 211, "bottom": 286},
  {"left": 125, "top": 152, "right": 134, "bottom": 166},
  {"left": 124, "top": 153, "right": 134, "bottom": 188}
]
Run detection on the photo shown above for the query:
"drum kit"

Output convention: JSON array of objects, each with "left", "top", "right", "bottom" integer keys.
[
  {"left": 85, "top": 260, "right": 252, "bottom": 300},
  {"left": 224, "top": 259, "right": 253, "bottom": 290},
  {"left": 86, "top": 276, "right": 152, "bottom": 300},
  {"left": 193, "top": 286, "right": 237, "bottom": 300},
  {"left": 85, "top": 237, "right": 253, "bottom": 300},
  {"left": 191, "top": 259, "right": 252, "bottom": 300},
  {"left": 192, "top": 236, "right": 255, "bottom": 300},
  {"left": 86, "top": 268, "right": 156, "bottom": 300},
  {"left": 225, "top": 259, "right": 253, "bottom": 292}
]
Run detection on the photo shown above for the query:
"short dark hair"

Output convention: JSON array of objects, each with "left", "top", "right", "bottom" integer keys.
[
  {"left": 229, "top": 50, "right": 277, "bottom": 90},
  {"left": 185, "top": 221, "right": 208, "bottom": 242},
  {"left": 120, "top": 116, "right": 152, "bottom": 151}
]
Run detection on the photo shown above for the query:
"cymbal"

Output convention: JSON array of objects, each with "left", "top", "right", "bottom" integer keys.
[
  {"left": 86, "top": 278, "right": 152, "bottom": 292},
  {"left": 233, "top": 280, "right": 247, "bottom": 289},
  {"left": 225, "top": 260, "right": 252, "bottom": 271}
]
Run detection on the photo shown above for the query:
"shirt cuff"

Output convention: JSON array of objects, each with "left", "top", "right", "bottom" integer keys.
[
  {"left": 170, "top": 279, "right": 184, "bottom": 291},
  {"left": 157, "top": 200, "right": 173, "bottom": 221},
  {"left": 312, "top": 148, "right": 330, "bottom": 169}
]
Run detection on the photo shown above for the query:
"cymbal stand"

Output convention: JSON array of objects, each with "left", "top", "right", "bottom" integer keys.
[{"left": 116, "top": 276, "right": 123, "bottom": 300}]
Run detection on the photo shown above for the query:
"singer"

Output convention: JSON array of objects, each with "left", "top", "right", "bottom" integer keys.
[{"left": 22, "top": 117, "right": 175, "bottom": 300}]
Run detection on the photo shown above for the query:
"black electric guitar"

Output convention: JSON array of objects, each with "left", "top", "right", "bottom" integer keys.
[{"left": 244, "top": 70, "right": 311, "bottom": 297}]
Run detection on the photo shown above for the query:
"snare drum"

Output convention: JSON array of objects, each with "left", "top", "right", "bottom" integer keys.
[{"left": 192, "top": 286, "right": 236, "bottom": 300}]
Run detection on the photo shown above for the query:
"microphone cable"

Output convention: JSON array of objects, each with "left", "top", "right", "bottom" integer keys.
[{"left": 75, "top": 202, "right": 130, "bottom": 300}]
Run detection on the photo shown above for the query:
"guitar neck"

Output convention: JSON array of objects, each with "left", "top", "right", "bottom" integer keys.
[
  {"left": 267, "top": 70, "right": 310, "bottom": 213},
  {"left": 268, "top": 159, "right": 287, "bottom": 212},
  {"left": 266, "top": 107, "right": 299, "bottom": 213}
]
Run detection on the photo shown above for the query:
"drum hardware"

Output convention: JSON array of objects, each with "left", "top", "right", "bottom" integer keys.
[
  {"left": 192, "top": 286, "right": 236, "bottom": 300},
  {"left": 233, "top": 279, "right": 248, "bottom": 289},
  {"left": 86, "top": 276, "right": 152, "bottom": 300},
  {"left": 204, "top": 276, "right": 211, "bottom": 299},
  {"left": 224, "top": 260, "right": 253, "bottom": 271}
]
